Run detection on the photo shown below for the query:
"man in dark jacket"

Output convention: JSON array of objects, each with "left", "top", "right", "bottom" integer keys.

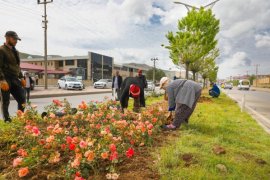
[
  {"left": 112, "top": 71, "right": 122, "bottom": 101},
  {"left": 0, "top": 31, "right": 26, "bottom": 123},
  {"left": 120, "top": 77, "right": 143, "bottom": 112},
  {"left": 137, "top": 69, "right": 147, "bottom": 107}
]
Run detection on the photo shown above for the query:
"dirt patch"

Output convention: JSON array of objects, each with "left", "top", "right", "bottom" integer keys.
[
  {"left": 255, "top": 158, "right": 267, "bottom": 165},
  {"left": 198, "top": 96, "right": 213, "bottom": 103},
  {"left": 182, "top": 153, "right": 197, "bottom": 167},
  {"left": 212, "top": 145, "right": 226, "bottom": 155}
]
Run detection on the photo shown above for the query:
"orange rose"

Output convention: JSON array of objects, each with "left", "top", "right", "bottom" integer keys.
[
  {"left": 101, "top": 152, "right": 109, "bottom": 159},
  {"left": 18, "top": 167, "right": 29, "bottom": 177}
]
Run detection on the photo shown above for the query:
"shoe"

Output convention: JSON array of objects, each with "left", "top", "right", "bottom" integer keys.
[
  {"left": 4, "top": 118, "right": 12, "bottom": 123},
  {"left": 161, "top": 124, "right": 177, "bottom": 131}
]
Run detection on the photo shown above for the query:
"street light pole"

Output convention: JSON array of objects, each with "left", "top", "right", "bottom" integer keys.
[
  {"left": 151, "top": 58, "right": 158, "bottom": 84},
  {"left": 38, "top": 0, "right": 53, "bottom": 89}
]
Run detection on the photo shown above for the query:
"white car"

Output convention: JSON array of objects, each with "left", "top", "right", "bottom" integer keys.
[
  {"left": 145, "top": 81, "right": 155, "bottom": 91},
  {"left": 93, "top": 79, "right": 112, "bottom": 89},
  {"left": 58, "top": 76, "right": 83, "bottom": 90},
  {"left": 224, "top": 82, "right": 233, "bottom": 90}
]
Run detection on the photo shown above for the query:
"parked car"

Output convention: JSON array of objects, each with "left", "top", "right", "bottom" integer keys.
[
  {"left": 58, "top": 76, "right": 83, "bottom": 90},
  {"left": 145, "top": 81, "right": 155, "bottom": 91},
  {"left": 238, "top": 79, "right": 250, "bottom": 90},
  {"left": 224, "top": 82, "right": 233, "bottom": 90},
  {"left": 93, "top": 79, "right": 112, "bottom": 89}
]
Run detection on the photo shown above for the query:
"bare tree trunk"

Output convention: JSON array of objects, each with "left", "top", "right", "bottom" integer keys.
[
  {"left": 203, "top": 78, "right": 206, "bottom": 88},
  {"left": 185, "top": 63, "right": 189, "bottom": 79},
  {"left": 192, "top": 72, "right": 196, "bottom": 81}
]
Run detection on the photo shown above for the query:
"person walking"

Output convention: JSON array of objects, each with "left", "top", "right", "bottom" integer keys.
[
  {"left": 24, "top": 72, "right": 34, "bottom": 103},
  {"left": 137, "top": 69, "right": 147, "bottom": 107},
  {"left": 0, "top": 31, "right": 26, "bottom": 123},
  {"left": 112, "top": 71, "right": 122, "bottom": 101},
  {"left": 159, "top": 77, "right": 202, "bottom": 130}
]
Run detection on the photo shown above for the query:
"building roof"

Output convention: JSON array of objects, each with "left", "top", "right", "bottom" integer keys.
[
  {"left": 20, "top": 62, "right": 44, "bottom": 71},
  {"left": 21, "top": 56, "right": 89, "bottom": 62},
  {"left": 41, "top": 70, "right": 69, "bottom": 74}
]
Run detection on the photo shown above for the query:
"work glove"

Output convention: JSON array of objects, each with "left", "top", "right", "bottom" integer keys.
[
  {"left": 0, "top": 80, "right": 9, "bottom": 91},
  {"left": 21, "top": 79, "right": 26, "bottom": 87},
  {"left": 168, "top": 106, "right": 175, "bottom": 111}
]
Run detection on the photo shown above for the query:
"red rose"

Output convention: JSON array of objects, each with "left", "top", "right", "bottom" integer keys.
[
  {"left": 126, "top": 148, "right": 134, "bottom": 158},
  {"left": 69, "top": 143, "right": 76, "bottom": 151},
  {"left": 109, "top": 144, "right": 116, "bottom": 152}
]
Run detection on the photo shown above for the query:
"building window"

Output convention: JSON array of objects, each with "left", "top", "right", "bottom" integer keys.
[
  {"left": 59, "top": 61, "right": 63, "bottom": 67},
  {"left": 66, "top": 60, "right": 74, "bottom": 66}
]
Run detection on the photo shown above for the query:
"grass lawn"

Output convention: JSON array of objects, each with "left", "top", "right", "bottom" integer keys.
[{"left": 155, "top": 92, "right": 270, "bottom": 179}]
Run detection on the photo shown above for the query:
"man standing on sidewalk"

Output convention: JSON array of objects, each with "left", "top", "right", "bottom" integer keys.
[
  {"left": 0, "top": 31, "right": 26, "bottom": 123},
  {"left": 112, "top": 71, "right": 122, "bottom": 101},
  {"left": 24, "top": 72, "right": 34, "bottom": 103}
]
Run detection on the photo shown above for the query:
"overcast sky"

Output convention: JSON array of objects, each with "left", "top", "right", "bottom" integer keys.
[{"left": 1, "top": 0, "right": 269, "bottom": 79}]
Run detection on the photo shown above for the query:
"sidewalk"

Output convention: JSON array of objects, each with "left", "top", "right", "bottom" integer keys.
[
  {"left": 15, "top": 86, "right": 112, "bottom": 99},
  {"left": 250, "top": 87, "right": 270, "bottom": 93}
]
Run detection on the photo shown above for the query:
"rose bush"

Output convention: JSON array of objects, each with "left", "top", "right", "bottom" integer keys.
[{"left": 6, "top": 98, "right": 168, "bottom": 179}]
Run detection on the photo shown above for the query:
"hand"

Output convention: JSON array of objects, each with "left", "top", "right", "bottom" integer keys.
[
  {"left": 168, "top": 106, "right": 175, "bottom": 111},
  {"left": 0, "top": 80, "right": 9, "bottom": 91},
  {"left": 21, "top": 79, "right": 26, "bottom": 87}
]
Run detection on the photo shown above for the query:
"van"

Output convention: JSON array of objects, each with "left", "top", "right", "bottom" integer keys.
[{"left": 238, "top": 79, "right": 250, "bottom": 90}]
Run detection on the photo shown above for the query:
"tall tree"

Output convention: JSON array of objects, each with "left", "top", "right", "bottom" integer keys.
[
  {"left": 146, "top": 68, "right": 166, "bottom": 82},
  {"left": 164, "top": 8, "right": 220, "bottom": 79}
]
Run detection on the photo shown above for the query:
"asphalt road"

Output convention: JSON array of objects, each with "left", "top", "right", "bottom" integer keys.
[
  {"left": 223, "top": 88, "right": 270, "bottom": 132},
  {"left": 6, "top": 93, "right": 112, "bottom": 117}
]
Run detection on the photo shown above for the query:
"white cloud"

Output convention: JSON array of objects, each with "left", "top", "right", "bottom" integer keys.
[
  {"left": 255, "top": 33, "right": 270, "bottom": 48},
  {"left": 0, "top": 0, "right": 270, "bottom": 79}
]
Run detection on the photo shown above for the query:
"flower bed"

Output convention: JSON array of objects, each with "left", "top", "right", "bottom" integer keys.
[{"left": 1, "top": 98, "right": 168, "bottom": 179}]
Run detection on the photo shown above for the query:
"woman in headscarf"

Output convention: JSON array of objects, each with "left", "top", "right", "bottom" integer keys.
[{"left": 160, "top": 77, "right": 202, "bottom": 130}]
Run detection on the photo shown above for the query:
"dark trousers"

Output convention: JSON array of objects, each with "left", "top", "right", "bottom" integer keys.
[
  {"left": 25, "top": 87, "right": 30, "bottom": 102},
  {"left": 0, "top": 78, "right": 26, "bottom": 120},
  {"left": 173, "top": 90, "right": 201, "bottom": 128}
]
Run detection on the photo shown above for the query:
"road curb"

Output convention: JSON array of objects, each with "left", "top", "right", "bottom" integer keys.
[
  {"left": 11, "top": 90, "right": 112, "bottom": 100},
  {"left": 223, "top": 90, "right": 270, "bottom": 134}
]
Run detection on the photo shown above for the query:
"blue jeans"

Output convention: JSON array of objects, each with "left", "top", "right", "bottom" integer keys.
[{"left": 209, "top": 90, "right": 219, "bottom": 98}]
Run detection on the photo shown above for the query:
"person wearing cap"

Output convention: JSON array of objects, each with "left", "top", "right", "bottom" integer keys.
[
  {"left": 120, "top": 77, "right": 143, "bottom": 112},
  {"left": 112, "top": 71, "right": 122, "bottom": 101},
  {"left": 160, "top": 77, "right": 202, "bottom": 130},
  {"left": 0, "top": 31, "right": 26, "bottom": 123},
  {"left": 137, "top": 69, "right": 147, "bottom": 107}
]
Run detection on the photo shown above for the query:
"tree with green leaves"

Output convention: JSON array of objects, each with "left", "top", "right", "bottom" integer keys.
[
  {"left": 164, "top": 8, "right": 220, "bottom": 80},
  {"left": 146, "top": 68, "right": 166, "bottom": 82}
]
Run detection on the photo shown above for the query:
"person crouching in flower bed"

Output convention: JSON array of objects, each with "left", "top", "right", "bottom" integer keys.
[
  {"left": 159, "top": 77, "right": 202, "bottom": 130},
  {"left": 120, "top": 77, "right": 143, "bottom": 113}
]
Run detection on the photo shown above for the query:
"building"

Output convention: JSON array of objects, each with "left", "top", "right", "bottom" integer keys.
[{"left": 21, "top": 52, "right": 114, "bottom": 85}]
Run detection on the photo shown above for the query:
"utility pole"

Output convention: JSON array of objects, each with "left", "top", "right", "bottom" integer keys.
[
  {"left": 151, "top": 58, "right": 158, "bottom": 84},
  {"left": 38, "top": 0, "right": 53, "bottom": 89},
  {"left": 254, "top": 64, "right": 260, "bottom": 87}
]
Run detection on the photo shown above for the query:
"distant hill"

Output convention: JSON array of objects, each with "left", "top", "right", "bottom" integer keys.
[{"left": 19, "top": 52, "right": 62, "bottom": 59}]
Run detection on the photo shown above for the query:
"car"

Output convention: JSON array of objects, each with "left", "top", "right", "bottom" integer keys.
[
  {"left": 58, "top": 76, "right": 83, "bottom": 90},
  {"left": 238, "top": 79, "right": 250, "bottom": 90},
  {"left": 145, "top": 81, "right": 155, "bottom": 91},
  {"left": 93, "top": 79, "right": 112, "bottom": 89},
  {"left": 224, "top": 82, "right": 233, "bottom": 90}
]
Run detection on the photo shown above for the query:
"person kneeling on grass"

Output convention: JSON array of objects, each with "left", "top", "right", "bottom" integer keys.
[
  {"left": 209, "top": 83, "right": 220, "bottom": 98},
  {"left": 120, "top": 77, "right": 142, "bottom": 113},
  {"left": 160, "top": 77, "right": 202, "bottom": 130}
]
